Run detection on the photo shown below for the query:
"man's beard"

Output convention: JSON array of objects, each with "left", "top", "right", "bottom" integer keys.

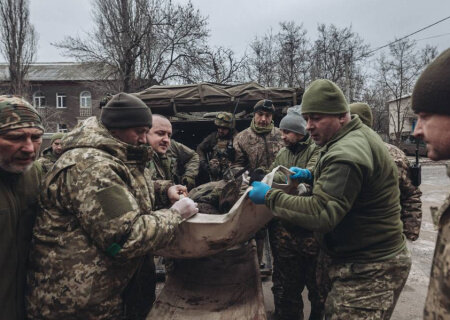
[{"left": 0, "top": 154, "right": 35, "bottom": 174}]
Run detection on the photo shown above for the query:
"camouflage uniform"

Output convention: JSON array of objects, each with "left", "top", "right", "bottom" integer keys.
[
  {"left": 26, "top": 117, "right": 183, "bottom": 320},
  {"left": 424, "top": 166, "right": 450, "bottom": 319},
  {"left": 233, "top": 123, "right": 284, "bottom": 264},
  {"left": 148, "top": 139, "right": 199, "bottom": 190},
  {"left": 268, "top": 136, "right": 324, "bottom": 320},
  {"left": 385, "top": 143, "right": 422, "bottom": 241},
  {"left": 36, "top": 146, "right": 58, "bottom": 173},
  {"left": 197, "top": 129, "right": 238, "bottom": 181},
  {"left": 233, "top": 125, "right": 284, "bottom": 172}
]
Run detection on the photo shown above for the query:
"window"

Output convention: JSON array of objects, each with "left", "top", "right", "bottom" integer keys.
[
  {"left": 80, "top": 91, "right": 92, "bottom": 108},
  {"left": 33, "top": 91, "right": 46, "bottom": 108},
  {"left": 57, "top": 124, "right": 68, "bottom": 133},
  {"left": 56, "top": 93, "right": 67, "bottom": 108}
]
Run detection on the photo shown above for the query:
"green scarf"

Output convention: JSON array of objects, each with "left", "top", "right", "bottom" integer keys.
[{"left": 250, "top": 118, "right": 274, "bottom": 135}]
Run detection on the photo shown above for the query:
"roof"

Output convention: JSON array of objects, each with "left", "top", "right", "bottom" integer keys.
[
  {"left": 387, "top": 94, "right": 412, "bottom": 104},
  {"left": 0, "top": 62, "right": 113, "bottom": 81}
]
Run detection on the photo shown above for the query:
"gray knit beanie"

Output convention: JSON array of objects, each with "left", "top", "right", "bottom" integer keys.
[{"left": 279, "top": 106, "right": 307, "bottom": 135}]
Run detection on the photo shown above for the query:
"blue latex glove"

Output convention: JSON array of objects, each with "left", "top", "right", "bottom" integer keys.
[
  {"left": 289, "top": 167, "right": 312, "bottom": 183},
  {"left": 248, "top": 181, "right": 271, "bottom": 204}
]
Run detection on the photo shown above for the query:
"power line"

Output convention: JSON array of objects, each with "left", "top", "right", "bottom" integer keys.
[
  {"left": 415, "top": 32, "right": 450, "bottom": 42},
  {"left": 367, "top": 15, "right": 450, "bottom": 55}
]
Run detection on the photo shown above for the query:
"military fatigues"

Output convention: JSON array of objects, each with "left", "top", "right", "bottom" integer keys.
[
  {"left": 265, "top": 116, "right": 411, "bottom": 319},
  {"left": 36, "top": 146, "right": 58, "bottom": 174},
  {"left": 26, "top": 117, "right": 183, "bottom": 320},
  {"left": 233, "top": 124, "right": 284, "bottom": 263},
  {"left": 148, "top": 139, "right": 199, "bottom": 190},
  {"left": 0, "top": 164, "right": 42, "bottom": 320},
  {"left": 424, "top": 166, "right": 450, "bottom": 319},
  {"left": 385, "top": 143, "right": 422, "bottom": 241},
  {"left": 197, "top": 130, "right": 237, "bottom": 181},
  {"left": 233, "top": 126, "right": 284, "bottom": 172},
  {"left": 268, "top": 136, "right": 324, "bottom": 320}
]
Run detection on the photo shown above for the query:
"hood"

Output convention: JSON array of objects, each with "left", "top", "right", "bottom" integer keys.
[{"left": 62, "top": 117, "right": 152, "bottom": 164}]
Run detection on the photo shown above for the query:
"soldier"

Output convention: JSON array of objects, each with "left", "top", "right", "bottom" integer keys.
[
  {"left": 233, "top": 99, "right": 284, "bottom": 265},
  {"left": 249, "top": 79, "right": 411, "bottom": 319},
  {"left": 350, "top": 102, "right": 423, "bottom": 241},
  {"left": 36, "top": 132, "right": 64, "bottom": 173},
  {"left": 197, "top": 112, "right": 238, "bottom": 181},
  {"left": 26, "top": 93, "right": 198, "bottom": 319},
  {"left": 267, "top": 107, "right": 323, "bottom": 320},
  {"left": 147, "top": 114, "right": 199, "bottom": 191},
  {"left": 411, "top": 48, "right": 450, "bottom": 319},
  {"left": 0, "top": 95, "right": 44, "bottom": 320}
]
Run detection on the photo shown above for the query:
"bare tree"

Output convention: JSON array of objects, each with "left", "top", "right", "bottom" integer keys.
[
  {"left": 378, "top": 39, "right": 437, "bottom": 143},
  {"left": 0, "top": 0, "right": 37, "bottom": 95},
  {"left": 55, "top": 0, "right": 209, "bottom": 92},
  {"left": 310, "top": 24, "right": 370, "bottom": 101},
  {"left": 246, "top": 30, "right": 279, "bottom": 86},
  {"left": 276, "top": 21, "right": 311, "bottom": 88}
]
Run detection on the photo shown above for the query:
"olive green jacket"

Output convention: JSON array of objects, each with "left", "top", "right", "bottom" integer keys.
[
  {"left": 36, "top": 146, "right": 58, "bottom": 174},
  {"left": 0, "top": 163, "right": 42, "bottom": 320},
  {"left": 269, "top": 135, "right": 318, "bottom": 183},
  {"left": 265, "top": 116, "right": 406, "bottom": 262},
  {"left": 149, "top": 140, "right": 199, "bottom": 184}
]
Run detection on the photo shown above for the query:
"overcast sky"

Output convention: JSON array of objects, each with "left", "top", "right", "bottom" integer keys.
[{"left": 28, "top": 0, "right": 450, "bottom": 62}]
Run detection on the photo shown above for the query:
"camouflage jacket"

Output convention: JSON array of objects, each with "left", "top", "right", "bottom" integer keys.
[
  {"left": 424, "top": 166, "right": 450, "bottom": 320},
  {"left": 26, "top": 117, "right": 183, "bottom": 320},
  {"left": 36, "top": 146, "right": 58, "bottom": 174},
  {"left": 233, "top": 126, "right": 284, "bottom": 172},
  {"left": 0, "top": 163, "right": 42, "bottom": 320},
  {"left": 385, "top": 143, "right": 422, "bottom": 241},
  {"left": 149, "top": 139, "right": 199, "bottom": 184},
  {"left": 197, "top": 130, "right": 238, "bottom": 163}
]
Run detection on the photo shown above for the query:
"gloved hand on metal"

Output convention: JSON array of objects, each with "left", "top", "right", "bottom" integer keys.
[
  {"left": 289, "top": 167, "right": 312, "bottom": 183},
  {"left": 248, "top": 181, "right": 271, "bottom": 204}
]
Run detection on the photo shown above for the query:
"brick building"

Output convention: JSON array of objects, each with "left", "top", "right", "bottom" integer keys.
[{"left": 0, "top": 62, "right": 112, "bottom": 138}]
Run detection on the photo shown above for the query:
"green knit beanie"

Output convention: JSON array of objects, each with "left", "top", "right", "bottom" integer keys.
[
  {"left": 349, "top": 103, "right": 373, "bottom": 127},
  {"left": 412, "top": 48, "right": 450, "bottom": 115},
  {"left": 301, "top": 79, "right": 349, "bottom": 114},
  {"left": 101, "top": 92, "right": 152, "bottom": 129},
  {"left": 50, "top": 132, "right": 65, "bottom": 144},
  {"left": 0, "top": 95, "right": 44, "bottom": 133}
]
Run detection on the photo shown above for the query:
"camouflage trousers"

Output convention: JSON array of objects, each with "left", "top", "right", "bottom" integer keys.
[
  {"left": 324, "top": 247, "right": 411, "bottom": 320},
  {"left": 269, "top": 219, "right": 326, "bottom": 320}
]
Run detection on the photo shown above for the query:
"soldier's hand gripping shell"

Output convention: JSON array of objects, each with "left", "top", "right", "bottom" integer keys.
[{"left": 171, "top": 197, "right": 199, "bottom": 220}]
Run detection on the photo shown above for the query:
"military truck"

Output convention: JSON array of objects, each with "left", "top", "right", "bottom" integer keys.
[{"left": 134, "top": 81, "right": 304, "bottom": 149}]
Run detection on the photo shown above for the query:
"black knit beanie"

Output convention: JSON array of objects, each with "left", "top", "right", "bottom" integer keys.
[
  {"left": 412, "top": 48, "right": 450, "bottom": 115},
  {"left": 101, "top": 92, "right": 152, "bottom": 129}
]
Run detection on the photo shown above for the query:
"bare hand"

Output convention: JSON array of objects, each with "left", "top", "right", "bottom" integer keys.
[
  {"left": 167, "top": 185, "right": 188, "bottom": 204},
  {"left": 171, "top": 197, "right": 199, "bottom": 220}
]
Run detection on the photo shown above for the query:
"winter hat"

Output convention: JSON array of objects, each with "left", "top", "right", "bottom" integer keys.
[
  {"left": 254, "top": 99, "right": 275, "bottom": 113},
  {"left": 0, "top": 95, "right": 43, "bottom": 133},
  {"left": 50, "top": 132, "right": 65, "bottom": 144},
  {"left": 301, "top": 79, "right": 349, "bottom": 115},
  {"left": 412, "top": 48, "right": 450, "bottom": 115},
  {"left": 101, "top": 92, "right": 152, "bottom": 129},
  {"left": 280, "top": 106, "right": 307, "bottom": 135},
  {"left": 349, "top": 103, "right": 373, "bottom": 127}
]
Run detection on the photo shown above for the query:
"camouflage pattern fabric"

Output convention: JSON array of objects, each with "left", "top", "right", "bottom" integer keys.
[
  {"left": 36, "top": 146, "right": 59, "bottom": 173},
  {"left": 269, "top": 220, "right": 325, "bottom": 320},
  {"left": 424, "top": 167, "right": 450, "bottom": 319},
  {"left": 0, "top": 95, "right": 43, "bottom": 133},
  {"left": 148, "top": 139, "right": 199, "bottom": 189},
  {"left": 26, "top": 117, "right": 183, "bottom": 320},
  {"left": 233, "top": 126, "right": 284, "bottom": 172},
  {"left": 385, "top": 143, "right": 423, "bottom": 241},
  {"left": 325, "top": 248, "right": 411, "bottom": 320},
  {"left": 197, "top": 130, "right": 238, "bottom": 181}
]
